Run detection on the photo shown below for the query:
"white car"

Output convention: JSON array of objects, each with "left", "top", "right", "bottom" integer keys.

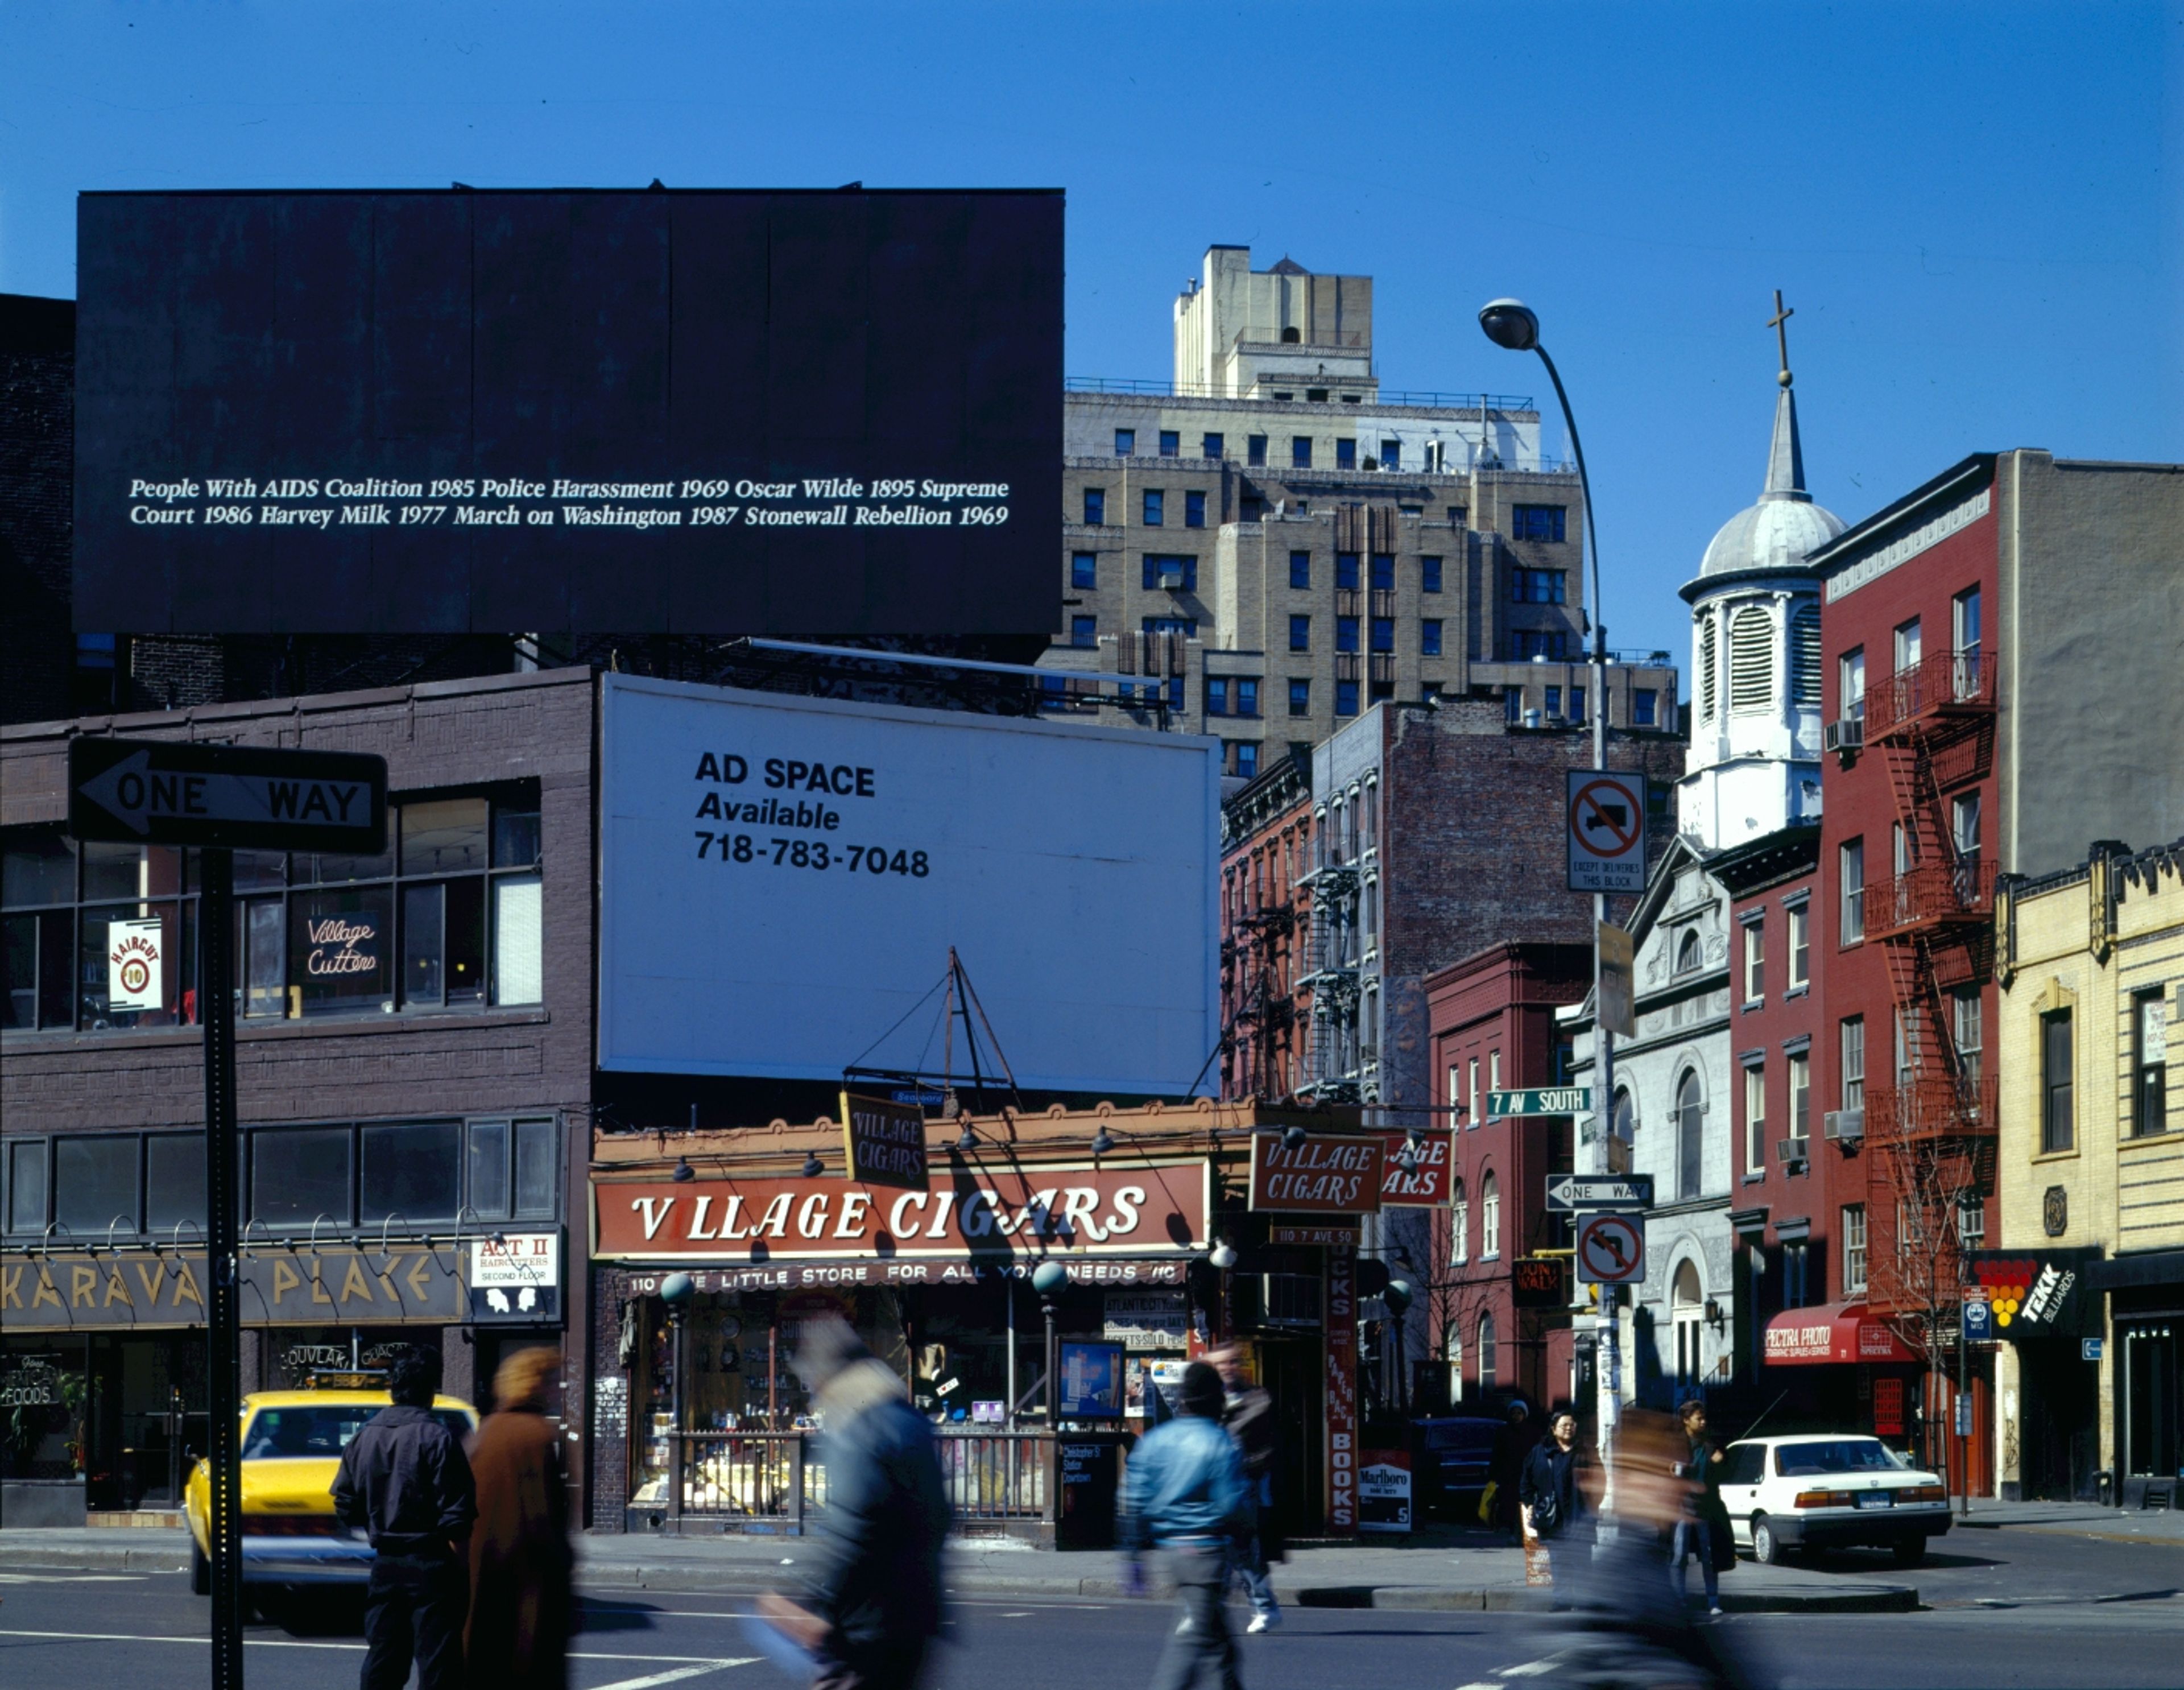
[{"left": 1715, "top": 1434, "right": 1952, "bottom": 1567}]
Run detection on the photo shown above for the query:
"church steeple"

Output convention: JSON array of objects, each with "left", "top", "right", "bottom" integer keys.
[{"left": 1761, "top": 290, "right": 1809, "bottom": 503}]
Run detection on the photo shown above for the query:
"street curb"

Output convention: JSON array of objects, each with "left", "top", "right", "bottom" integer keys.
[{"left": 0, "top": 1541, "right": 191, "bottom": 1573}]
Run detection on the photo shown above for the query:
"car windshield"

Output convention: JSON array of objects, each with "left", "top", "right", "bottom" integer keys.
[
  {"left": 243, "top": 1406, "right": 469, "bottom": 1459},
  {"left": 1773, "top": 1438, "right": 1899, "bottom": 1477}
]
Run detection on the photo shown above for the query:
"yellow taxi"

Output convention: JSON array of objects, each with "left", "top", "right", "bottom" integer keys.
[{"left": 184, "top": 1382, "right": 477, "bottom": 1592}]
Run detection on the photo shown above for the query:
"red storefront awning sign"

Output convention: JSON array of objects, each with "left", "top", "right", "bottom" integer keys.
[{"left": 1762, "top": 1302, "right": 1917, "bottom": 1366}]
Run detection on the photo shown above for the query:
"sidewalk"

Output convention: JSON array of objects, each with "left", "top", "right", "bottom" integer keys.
[
  {"left": 0, "top": 1522, "right": 1915, "bottom": 1613},
  {"left": 1943, "top": 1498, "right": 2184, "bottom": 1544}
]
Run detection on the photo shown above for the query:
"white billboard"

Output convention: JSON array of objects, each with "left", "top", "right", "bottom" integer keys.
[{"left": 598, "top": 675, "right": 1222, "bottom": 1093}]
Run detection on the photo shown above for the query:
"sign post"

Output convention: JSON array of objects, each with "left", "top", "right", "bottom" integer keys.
[{"left": 70, "top": 738, "right": 386, "bottom": 1690}]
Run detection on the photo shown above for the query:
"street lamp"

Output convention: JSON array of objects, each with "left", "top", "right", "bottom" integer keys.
[
  {"left": 1478, "top": 297, "right": 1619, "bottom": 1453},
  {"left": 1031, "top": 1259, "right": 1069, "bottom": 1523},
  {"left": 660, "top": 1271, "right": 695, "bottom": 1521}
]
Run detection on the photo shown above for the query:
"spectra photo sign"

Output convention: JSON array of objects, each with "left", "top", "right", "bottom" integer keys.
[{"left": 73, "top": 188, "right": 1062, "bottom": 634}]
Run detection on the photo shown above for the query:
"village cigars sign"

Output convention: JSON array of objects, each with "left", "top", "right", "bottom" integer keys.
[
  {"left": 594, "top": 1159, "right": 1209, "bottom": 1263},
  {"left": 1248, "top": 1130, "right": 1384, "bottom": 1214}
]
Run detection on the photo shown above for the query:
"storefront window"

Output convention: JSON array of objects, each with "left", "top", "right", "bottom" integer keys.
[
  {"left": 360, "top": 1121, "right": 463, "bottom": 1225},
  {"left": 251, "top": 1126, "right": 354, "bottom": 1229},
  {"left": 7, "top": 1139, "right": 49, "bottom": 1233},
  {"left": 145, "top": 1134, "right": 206, "bottom": 1236},
  {"left": 55, "top": 1135, "right": 140, "bottom": 1236},
  {"left": 291, "top": 885, "right": 395, "bottom": 1017}
]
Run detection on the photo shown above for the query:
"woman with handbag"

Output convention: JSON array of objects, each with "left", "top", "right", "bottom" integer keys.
[{"left": 1518, "top": 1408, "right": 1591, "bottom": 1590}]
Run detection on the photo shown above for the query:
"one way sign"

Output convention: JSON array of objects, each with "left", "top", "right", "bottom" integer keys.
[{"left": 69, "top": 738, "right": 387, "bottom": 853}]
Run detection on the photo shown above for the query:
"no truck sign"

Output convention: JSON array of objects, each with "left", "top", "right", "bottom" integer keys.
[{"left": 1566, "top": 770, "right": 1648, "bottom": 894}]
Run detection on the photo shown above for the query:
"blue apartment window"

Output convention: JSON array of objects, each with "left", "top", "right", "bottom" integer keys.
[
  {"left": 1072, "top": 552, "right": 1097, "bottom": 589},
  {"left": 1509, "top": 629, "right": 1569, "bottom": 660},
  {"left": 1511, "top": 504, "right": 1567, "bottom": 543},
  {"left": 1288, "top": 679, "right": 1311, "bottom": 717},
  {"left": 1206, "top": 677, "right": 1231, "bottom": 716},
  {"left": 1337, "top": 616, "right": 1360, "bottom": 652},
  {"left": 1115, "top": 429, "right": 1136, "bottom": 456},
  {"left": 1083, "top": 487, "right": 1106, "bottom": 525},
  {"left": 1072, "top": 615, "right": 1097, "bottom": 648},
  {"left": 1336, "top": 679, "right": 1360, "bottom": 717},
  {"left": 1370, "top": 617, "right": 1395, "bottom": 653},
  {"left": 1248, "top": 435, "right": 1268, "bottom": 465},
  {"left": 1505, "top": 688, "right": 1524, "bottom": 722},
  {"left": 1370, "top": 553, "right": 1395, "bottom": 590},
  {"left": 1142, "top": 555, "right": 1198, "bottom": 591},
  {"left": 1512, "top": 567, "right": 1567, "bottom": 604},
  {"left": 1634, "top": 689, "right": 1658, "bottom": 726},
  {"left": 1143, "top": 489, "right": 1164, "bottom": 526},
  {"left": 1167, "top": 675, "right": 1185, "bottom": 709},
  {"left": 1570, "top": 685, "right": 1585, "bottom": 722},
  {"left": 1202, "top": 433, "right": 1225, "bottom": 460},
  {"left": 1185, "top": 490, "right": 1206, "bottom": 528},
  {"left": 1337, "top": 438, "right": 1358, "bottom": 469},
  {"left": 1232, "top": 742, "right": 1259, "bottom": 780},
  {"left": 1381, "top": 440, "right": 1401, "bottom": 469},
  {"left": 1289, "top": 551, "right": 1311, "bottom": 589},
  {"left": 1159, "top": 429, "right": 1180, "bottom": 458},
  {"left": 1292, "top": 437, "right": 1313, "bottom": 468},
  {"left": 1143, "top": 615, "right": 1198, "bottom": 637},
  {"left": 1447, "top": 506, "right": 1467, "bottom": 527},
  {"left": 1421, "top": 619, "right": 1443, "bottom": 656},
  {"left": 1289, "top": 615, "right": 1311, "bottom": 652},
  {"left": 1545, "top": 686, "right": 1562, "bottom": 717},
  {"left": 1336, "top": 552, "right": 1360, "bottom": 590},
  {"left": 1421, "top": 556, "right": 1443, "bottom": 594},
  {"left": 1235, "top": 679, "right": 1260, "bottom": 717}
]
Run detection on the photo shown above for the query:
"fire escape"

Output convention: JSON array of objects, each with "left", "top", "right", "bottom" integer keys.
[
  {"left": 1295, "top": 849, "right": 1362, "bottom": 1105},
  {"left": 1225, "top": 902, "right": 1298, "bottom": 1100},
  {"left": 1855, "top": 647, "right": 1999, "bottom": 1329}
]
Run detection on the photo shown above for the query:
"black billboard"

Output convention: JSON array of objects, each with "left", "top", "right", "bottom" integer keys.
[{"left": 73, "top": 189, "right": 1061, "bottom": 634}]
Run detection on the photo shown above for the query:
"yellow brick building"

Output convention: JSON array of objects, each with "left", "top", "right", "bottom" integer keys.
[{"left": 1991, "top": 840, "right": 2182, "bottom": 1505}]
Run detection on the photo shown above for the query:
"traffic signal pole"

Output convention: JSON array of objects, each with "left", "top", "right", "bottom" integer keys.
[{"left": 201, "top": 846, "right": 245, "bottom": 1690}]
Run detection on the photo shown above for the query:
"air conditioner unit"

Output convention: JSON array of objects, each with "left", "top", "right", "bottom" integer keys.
[
  {"left": 1157, "top": 566, "right": 1187, "bottom": 591},
  {"left": 1775, "top": 1136, "right": 1809, "bottom": 1166},
  {"left": 1823, "top": 719, "right": 1864, "bottom": 754},
  {"left": 1823, "top": 1108, "right": 1865, "bottom": 1142}
]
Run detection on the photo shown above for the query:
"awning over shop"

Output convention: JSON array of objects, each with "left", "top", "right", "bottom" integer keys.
[{"left": 1763, "top": 1302, "right": 1916, "bottom": 1366}]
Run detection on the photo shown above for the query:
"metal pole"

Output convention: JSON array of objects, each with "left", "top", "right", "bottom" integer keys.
[
  {"left": 1042, "top": 1292, "right": 1059, "bottom": 1527},
  {"left": 200, "top": 846, "right": 244, "bottom": 1690},
  {"left": 1958, "top": 1294, "right": 1971, "bottom": 1520}
]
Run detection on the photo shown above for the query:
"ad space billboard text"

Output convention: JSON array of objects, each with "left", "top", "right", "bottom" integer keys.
[{"left": 599, "top": 676, "right": 1221, "bottom": 1094}]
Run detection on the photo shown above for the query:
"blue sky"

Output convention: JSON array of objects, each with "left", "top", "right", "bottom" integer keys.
[{"left": 4, "top": 2, "right": 2177, "bottom": 664}]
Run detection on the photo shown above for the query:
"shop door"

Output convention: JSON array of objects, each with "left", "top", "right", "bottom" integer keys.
[
  {"left": 2121, "top": 1322, "right": 2178, "bottom": 1501},
  {"left": 1259, "top": 1336, "right": 1323, "bottom": 1537},
  {"left": 2021, "top": 1338, "right": 2099, "bottom": 1501}
]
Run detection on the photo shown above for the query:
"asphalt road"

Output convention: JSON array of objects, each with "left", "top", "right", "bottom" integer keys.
[{"left": 1, "top": 1564, "right": 2179, "bottom": 1690}]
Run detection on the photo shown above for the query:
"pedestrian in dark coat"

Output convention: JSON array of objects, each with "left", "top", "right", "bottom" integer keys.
[
  {"left": 794, "top": 1317, "right": 950, "bottom": 1690},
  {"left": 333, "top": 1348, "right": 477, "bottom": 1690},
  {"left": 1209, "top": 1344, "right": 1283, "bottom": 1633},
  {"left": 1671, "top": 1399, "right": 1732, "bottom": 1615},
  {"left": 465, "top": 1348, "right": 573, "bottom": 1689},
  {"left": 1488, "top": 1399, "right": 1542, "bottom": 1539},
  {"left": 1518, "top": 1408, "right": 1590, "bottom": 1548}
]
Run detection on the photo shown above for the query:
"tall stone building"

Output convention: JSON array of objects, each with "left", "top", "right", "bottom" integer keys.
[{"left": 1042, "top": 247, "right": 1677, "bottom": 774}]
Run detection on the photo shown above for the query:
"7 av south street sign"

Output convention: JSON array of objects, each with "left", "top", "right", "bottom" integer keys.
[{"left": 69, "top": 738, "right": 387, "bottom": 852}]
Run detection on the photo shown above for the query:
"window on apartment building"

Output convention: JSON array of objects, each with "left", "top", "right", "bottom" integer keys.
[
  {"left": 1468, "top": 1059, "right": 1481, "bottom": 1127},
  {"left": 1511, "top": 567, "right": 1567, "bottom": 604},
  {"left": 1141, "top": 555, "right": 1198, "bottom": 591},
  {"left": 1336, "top": 438, "right": 1357, "bottom": 469},
  {"left": 1508, "top": 630, "right": 1570, "bottom": 661},
  {"left": 1490, "top": 1049, "right": 1503, "bottom": 1093},
  {"left": 1141, "top": 614, "right": 1197, "bottom": 637},
  {"left": 1505, "top": 688, "right": 1525, "bottom": 724},
  {"left": 1337, "top": 615, "right": 1360, "bottom": 652},
  {"left": 1158, "top": 429, "right": 1179, "bottom": 458},
  {"left": 1451, "top": 1177, "right": 1469, "bottom": 1262},
  {"left": 1839, "top": 648, "right": 1865, "bottom": 721},
  {"left": 1083, "top": 487, "right": 1106, "bottom": 525},
  {"left": 1840, "top": 839, "right": 1865, "bottom": 944},
  {"left": 2042, "top": 1008, "right": 2075, "bottom": 1152},
  {"left": 1744, "top": 921, "right": 1764, "bottom": 1003},
  {"left": 1786, "top": 900, "right": 1810, "bottom": 989},
  {"left": 1421, "top": 619, "right": 1444, "bottom": 657},
  {"left": 1482, "top": 1172, "right": 1501, "bottom": 1258},
  {"left": 1421, "top": 556, "right": 1443, "bottom": 594},
  {"left": 1478, "top": 1311, "right": 1499, "bottom": 1390},
  {"left": 1545, "top": 685, "right": 1563, "bottom": 717},
  {"left": 1115, "top": 429, "right": 1136, "bottom": 456},
  {"left": 1613, "top": 1087, "right": 1635, "bottom": 1148},
  {"left": 1953, "top": 989, "right": 1983, "bottom": 1090},
  {"left": 1447, "top": 505, "right": 1469, "bottom": 527},
  {"left": 1842, "top": 1205, "right": 1868, "bottom": 1296},
  {"left": 1235, "top": 679, "right": 1260, "bottom": 717},
  {"left": 1381, "top": 440, "right": 1401, "bottom": 469},
  {"left": 1370, "top": 553, "right": 1395, "bottom": 591},
  {"left": 1570, "top": 685, "right": 1585, "bottom": 723},
  {"left": 1336, "top": 680, "right": 1359, "bottom": 717},
  {"left": 1202, "top": 433, "right": 1225, "bottom": 460},
  {"left": 1894, "top": 617, "right": 1922, "bottom": 677},
  {"left": 1206, "top": 677, "right": 1231, "bottom": 717},
  {"left": 1788, "top": 1052, "right": 1811, "bottom": 1142},
  {"left": 1633, "top": 689, "right": 1657, "bottom": 727},
  {"left": 1782, "top": 1238, "right": 1810, "bottom": 1309},
  {"left": 1185, "top": 490, "right": 1206, "bottom": 528},
  {"left": 1952, "top": 793, "right": 1981, "bottom": 869},
  {"left": 1071, "top": 615, "right": 1097, "bottom": 648},
  {"left": 1072, "top": 552, "right": 1097, "bottom": 589},
  {"left": 1511, "top": 505, "right": 1567, "bottom": 543},
  {"left": 2135, "top": 989, "right": 2170, "bottom": 1137},
  {"left": 1840, "top": 1017, "right": 1866, "bottom": 1111},
  {"left": 1229, "top": 742, "right": 1259, "bottom": 780},
  {"left": 1167, "top": 673, "right": 1185, "bottom": 709},
  {"left": 1954, "top": 587, "right": 1983, "bottom": 697},
  {"left": 1895, "top": 1007, "right": 1921, "bottom": 1088},
  {"left": 1289, "top": 551, "right": 1311, "bottom": 589},
  {"left": 1956, "top": 1195, "right": 1985, "bottom": 1251},
  {"left": 1142, "top": 489, "right": 1164, "bottom": 526},
  {"left": 1247, "top": 435, "right": 1268, "bottom": 466},
  {"left": 1336, "top": 552, "right": 1360, "bottom": 590},
  {"left": 1744, "top": 1064, "right": 1768, "bottom": 1175},
  {"left": 1370, "top": 617, "right": 1395, "bottom": 653},
  {"left": 1292, "top": 436, "right": 1313, "bottom": 468},
  {"left": 1676, "top": 1069, "right": 1705, "bottom": 1200},
  {"left": 1289, "top": 615, "right": 1312, "bottom": 652}
]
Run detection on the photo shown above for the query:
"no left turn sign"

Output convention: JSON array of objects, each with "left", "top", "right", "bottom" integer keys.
[
  {"left": 1576, "top": 1210, "right": 1647, "bottom": 1286},
  {"left": 1566, "top": 770, "right": 1648, "bottom": 893}
]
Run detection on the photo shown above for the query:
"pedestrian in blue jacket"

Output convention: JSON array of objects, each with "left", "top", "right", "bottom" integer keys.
[{"left": 1121, "top": 1360, "right": 1253, "bottom": 1690}]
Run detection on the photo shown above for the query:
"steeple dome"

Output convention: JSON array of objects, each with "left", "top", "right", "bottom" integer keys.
[{"left": 1695, "top": 295, "right": 1844, "bottom": 579}]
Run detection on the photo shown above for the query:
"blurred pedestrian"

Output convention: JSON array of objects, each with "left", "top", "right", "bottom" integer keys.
[
  {"left": 1488, "top": 1399, "right": 1542, "bottom": 1541},
  {"left": 792, "top": 1317, "right": 949, "bottom": 1690},
  {"left": 333, "top": 1348, "right": 477, "bottom": 1690},
  {"left": 1208, "top": 1344, "right": 1282, "bottom": 1634},
  {"left": 465, "top": 1348, "right": 573, "bottom": 1688},
  {"left": 1120, "top": 1360, "right": 1252, "bottom": 1690},
  {"left": 1672, "top": 1399, "right": 1732, "bottom": 1617}
]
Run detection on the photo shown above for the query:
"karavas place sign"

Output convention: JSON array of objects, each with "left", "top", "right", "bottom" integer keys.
[
  {"left": 1248, "top": 1130, "right": 1385, "bottom": 1214},
  {"left": 594, "top": 1159, "right": 1208, "bottom": 1264}
]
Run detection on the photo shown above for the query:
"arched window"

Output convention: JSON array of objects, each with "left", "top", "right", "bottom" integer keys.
[
  {"left": 1280, "top": 325, "right": 1302, "bottom": 344},
  {"left": 1451, "top": 1178, "right": 1469, "bottom": 1264},
  {"left": 1676, "top": 1070, "right": 1706, "bottom": 1201},
  {"left": 1790, "top": 603, "right": 1822, "bottom": 708},
  {"left": 1445, "top": 1327, "right": 1464, "bottom": 1405},
  {"left": 1729, "top": 604, "right": 1774, "bottom": 712},
  {"left": 1482, "top": 1171, "right": 1502, "bottom": 1257},
  {"left": 1478, "top": 1311, "right": 1499, "bottom": 1393},
  {"left": 1697, "top": 614, "right": 1718, "bottom": 718},
  {"left": 1613, "top": 1087, "right": 1636, "bottom": 1144},
  {"left": 1672, "top": 1260, "right": 1705, "bottom": 1386},
  {"left": 1676, "top": 929, "right": 1702, "bottom": 975}
]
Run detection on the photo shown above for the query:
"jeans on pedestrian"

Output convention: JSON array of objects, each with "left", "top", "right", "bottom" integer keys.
[
  {"left": 1151, "top": 1542, "right": 1242, "bottom": 1690},
  {"left": 361, "top": 1549, "right": 469, "bottom": 1690},
  {"left": 1230, "top": 1479, "right": 1279, "bottom": 1619},
  {"left": 1671, "top": 1519, "right": 1719, "bottom": 1607}
]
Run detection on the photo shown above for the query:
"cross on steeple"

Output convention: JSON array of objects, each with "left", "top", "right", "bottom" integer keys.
[{"left": 1769, "top": 289, "right": 1794, "bottom": 389}]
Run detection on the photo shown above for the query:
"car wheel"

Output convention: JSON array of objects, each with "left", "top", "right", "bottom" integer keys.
[
  {"left": 1751, "top": 1514, "right": 1787, "bottom": 1565},
  {"left": 191, "top": 1541, "right": 210, "bottom": 1596},
  {"left": 1889, "top": 1535, "right": 1926, "bottom": 1568}
]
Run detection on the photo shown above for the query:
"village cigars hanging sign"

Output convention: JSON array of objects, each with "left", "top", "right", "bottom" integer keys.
[
  {"left": 594, "top": 1159, "right": 1209, "bottom": 1262},
  {"left": 1248, "top": 1130, "right": 1384, "bottom": 1214}
]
